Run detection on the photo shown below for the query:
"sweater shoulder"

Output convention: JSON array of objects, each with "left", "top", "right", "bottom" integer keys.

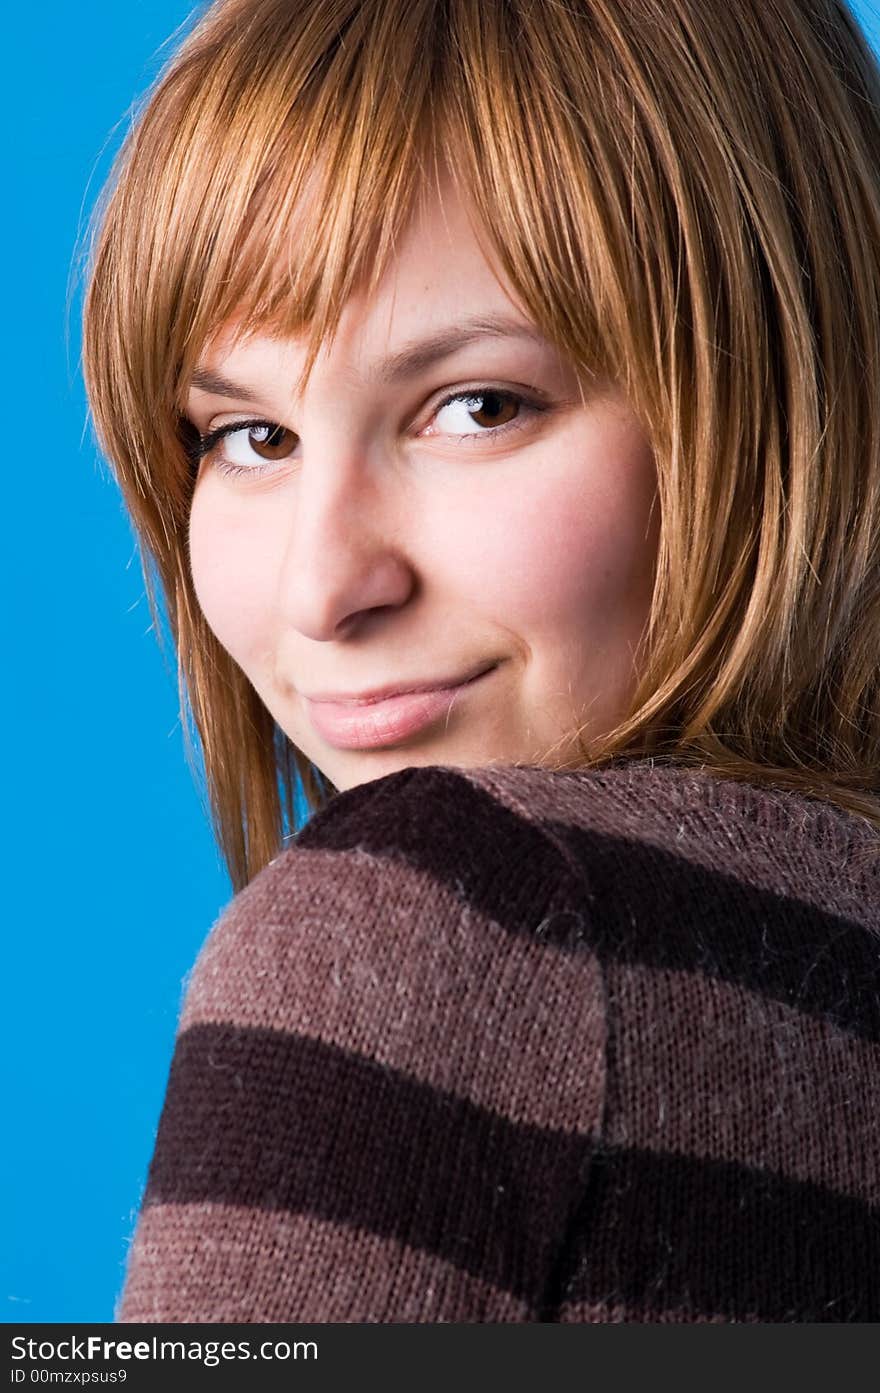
[
  {"left": 177, "top": 761, "right": 610, "bottom": 1130},
  {"left": 189, "top": 757, "right": 879, "bottom": 1042},
  {"left": 290, "top": 756, "right": 879, "bottom": 936}
]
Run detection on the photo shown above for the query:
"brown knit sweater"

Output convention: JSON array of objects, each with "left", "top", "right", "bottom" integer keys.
[{"left": 116, "top": 759, "right": 880, "bottom": 1323}]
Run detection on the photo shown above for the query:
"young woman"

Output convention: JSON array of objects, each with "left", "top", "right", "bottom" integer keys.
[{"left": 82, "top": 0, "right": 880, "bottom": 1322}]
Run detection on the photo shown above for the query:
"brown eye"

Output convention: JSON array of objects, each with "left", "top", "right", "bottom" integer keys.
[
  {"left": 431, "top": 388, "right": 534, "bottom": 440},
  {"left": 464, "top": 391, "right": 519, "bottom": 429},
  {"left": 248, "top": 423, "right": 298, "bottom": 460}
]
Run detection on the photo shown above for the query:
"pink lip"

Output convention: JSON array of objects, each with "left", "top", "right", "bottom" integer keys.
[
  {"left": 305, "top": 662, "right": 496, "bottom": 706},
  {"left": 304, "top": 666, "right": 497, "bottom": 749}
]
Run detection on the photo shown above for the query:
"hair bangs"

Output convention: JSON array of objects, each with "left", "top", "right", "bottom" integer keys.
[
  {"left": 87, "top": 0, "right": 630, "bottom": 512},
  {"left": 154, "top": 6, "right": 452, "bottom": 409}
]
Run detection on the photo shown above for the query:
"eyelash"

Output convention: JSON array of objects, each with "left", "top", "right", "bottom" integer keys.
[{"left": 188, "top": 386, "right": 548, "bottom": 479}]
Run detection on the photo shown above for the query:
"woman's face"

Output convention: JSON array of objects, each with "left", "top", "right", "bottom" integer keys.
[{"left": 187, "top": 174, "right": 660, "bottom": 792}]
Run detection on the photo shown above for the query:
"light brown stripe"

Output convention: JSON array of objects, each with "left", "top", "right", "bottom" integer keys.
[
  {"left": 181, "top": 849, "right": 606, "bottom": 1137},
  {"left": 463, "top": 763, "right": 879, "bottom": 930},
  {"left": 117, "top": 1203, "right": 530, "bottom": 1323},
  {"left": 602, "top": 960, "right": 880, "bottom": 1203}
]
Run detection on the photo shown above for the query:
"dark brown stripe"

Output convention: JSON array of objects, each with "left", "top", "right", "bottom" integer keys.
[
  {"left": 556, "top": 1299, "right": 759, "bottom": 1322},
  {"left": 291, "top": 766, "right": 880, "bottom": 1041},
  {"left": 547, "top": 1144, "right": 880, "bottom": 1322},
  {"left": 142, "top": 1022, "right": 594, "bottom": 1308}
]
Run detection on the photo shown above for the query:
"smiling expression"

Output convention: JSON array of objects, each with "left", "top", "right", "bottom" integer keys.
[{"left": 186, "top": 172, "right": 661, "bottom": 792}]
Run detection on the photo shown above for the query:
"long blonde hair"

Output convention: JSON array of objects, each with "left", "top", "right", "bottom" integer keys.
[{"left": 81, "top": 0, "right": 880, "bottom": 891}]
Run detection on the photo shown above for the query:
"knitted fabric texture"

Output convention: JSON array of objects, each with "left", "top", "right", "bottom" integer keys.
[{"left": 116, "top": 759, "right": 880, "bottom": 1322}]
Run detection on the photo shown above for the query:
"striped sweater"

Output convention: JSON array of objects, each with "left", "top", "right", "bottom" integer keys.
[{"left": 117, "top": 758, "right": 880, "bottom": 1323}]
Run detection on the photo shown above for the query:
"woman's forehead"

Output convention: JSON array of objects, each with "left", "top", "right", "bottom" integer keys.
[{"left": 189, "top": 194, "right": 539, "bottom": 384}]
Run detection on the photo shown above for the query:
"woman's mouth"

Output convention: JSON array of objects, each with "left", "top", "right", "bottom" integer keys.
[{"left": 303, "top": 665, "right": 498, "bottom": 750}]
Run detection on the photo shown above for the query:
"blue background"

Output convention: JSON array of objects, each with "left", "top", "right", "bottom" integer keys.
[{"left": 4, "top": 0, "right": 879, "bottom": 1325}]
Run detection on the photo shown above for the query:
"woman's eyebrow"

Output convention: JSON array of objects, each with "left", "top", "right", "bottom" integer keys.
[
  {"left": 189, "top": 367, "right": 269, "bottom": 402},
  {"left": 371, "top": 315, "right": 547, "bottom": 384},
  {"left": 189, "top": 315, "right": 548, "bottom": 401}
]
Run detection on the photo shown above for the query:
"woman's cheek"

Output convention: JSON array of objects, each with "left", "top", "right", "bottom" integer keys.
[
  {"left": 188, "top": 487, "right": 273, "bottom": 669},
  {"left": 477, "top": 475, "right": 611, "bottom": 625}
]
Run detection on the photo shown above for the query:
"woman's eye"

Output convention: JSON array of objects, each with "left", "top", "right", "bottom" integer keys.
[
  {"left": 190, "top": 419, "right": 298, "bottom": 478},
  {"left": 429, "top": 389, "right": 526, "bottom": 438},
  {"left": 221, "top": 422, "right": 297, "bottom": 466}
]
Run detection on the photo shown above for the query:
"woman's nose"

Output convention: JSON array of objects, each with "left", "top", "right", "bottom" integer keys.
[{"left": 275, "top": 445, "right": 415, "bottom": 642}]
